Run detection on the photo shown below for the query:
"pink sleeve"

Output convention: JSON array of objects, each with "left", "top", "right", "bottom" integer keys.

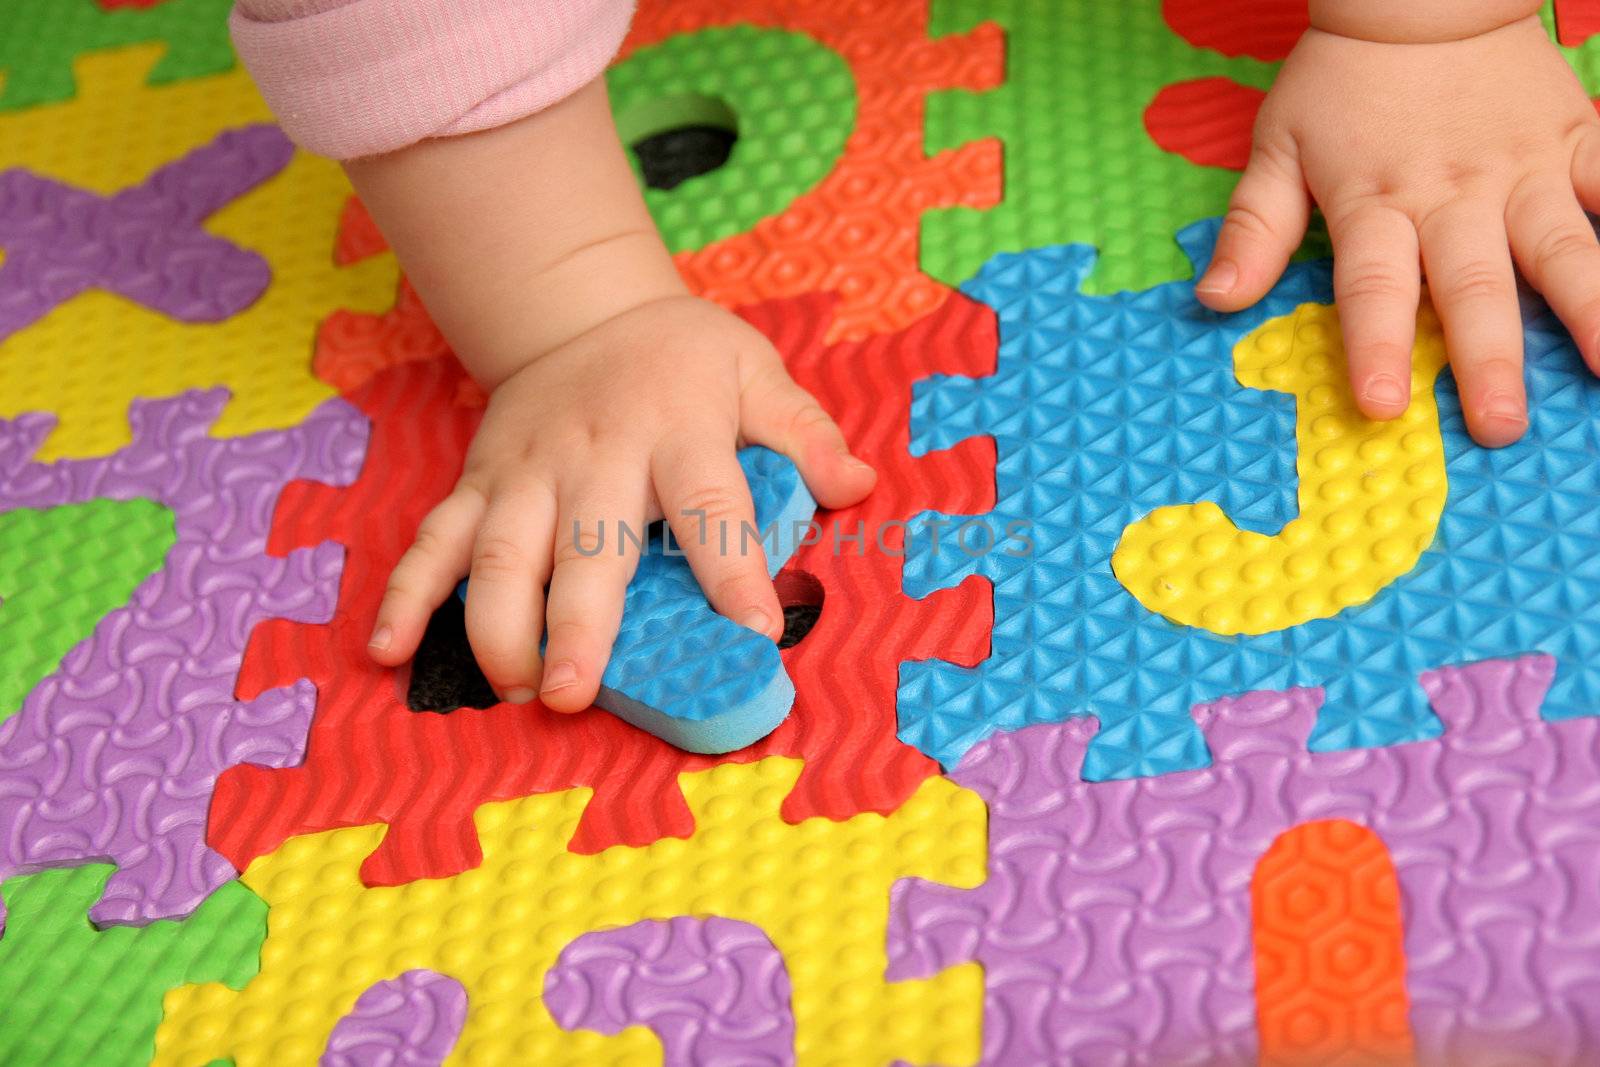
[{"left": 230, "top": 0, "right": 637, "bottom": 159}]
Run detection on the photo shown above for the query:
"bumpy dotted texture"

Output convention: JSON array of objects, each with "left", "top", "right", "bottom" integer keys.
[
  {"left": 0, "top": 0, "right": 234, "bottom": 111},
  {"left": 609, "top": 26, "right": 855, "bottom": 254},
  {"left": 1253, "top": 821, "right": 1415, "bottom": 1067},
  {"left": 902, "top": 219, "right": 1600, "bottom": 778},
  {"left": 0, "top": 46, "right": 396, "bottom": 460},
  {"left": 159, "top": 758, "right": 987, "bottom": 1066},
  {"left": 0, "top": 124, "right": 290, "bottom": 341},
  {"left": 322, "top": 970, "right": 468, "bottom": 1067},
  {"left": 0, "top": 498, "right": 173, "bottom": 722},
  {"left": 888, "top": 654, "right": 1600, "bottom": 1066},
  {"left": 920, "top": 0, "right": 1277, "bottom": 294},
  {"left": 0, "top": 389, "right": 366, "bottom": 928},
  {"left": 214, "top": 290, "right": 989, "bottom": 881},
  {"left": 546, "top": 917, "right": 795, "bottom": 1065},
  {"left": 617, "top": 0, "right": 1002, "bottom": 342},
  {"left": 0, "top": 864, "right": 264, "bottom": 1067},
  {"left": 1113, "top": 301, "right": 1448, "bottom": 635}
]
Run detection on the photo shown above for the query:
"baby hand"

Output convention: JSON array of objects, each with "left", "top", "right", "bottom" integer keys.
[
  {"left": 367, "top": 295, "right": 875, "bottom": 710},
  {"left": 1196, "top": 5, "right": 1600, "bottom": 446}
]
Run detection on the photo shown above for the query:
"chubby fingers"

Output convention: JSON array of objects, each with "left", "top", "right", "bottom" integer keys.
[
  {"left": 462, "top": 481, "right": 557, "bottom": 704},
  {"left": 1324, "top": 200, "right": 1421, "bottom": 420},
  {"left": 1196, "top": 136, "right": 1312, "bottom": 312},
  {"left": 738, "top": 356, "right": 875, "bottom": 510},
  {"left": 1418, "top": 200, "right": 1527, "bottom": 447},
  {"left": 538, "top": 463, "right": 649, "bottom": 713},
  {"left": 1507, "top": 173, "right": 1600, "bottom": 378},
  {"left": 653, "top": 438, "right": 783, "bottom": 643},
  {"left": 369, "top": 486, "right": 484, "bottom": 666}
]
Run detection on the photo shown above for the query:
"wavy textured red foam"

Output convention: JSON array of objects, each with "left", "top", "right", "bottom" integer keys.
[
  {"left": 1161, "top": 0, "right": 1306, "bottom": 62},
  {"left": 1144, "top": 77, "right": 1264, "bottom": 171},
  {"left": 1556, "top": 0, "right": 1600, "bottom": 47},
  {"left": 211, "top": 290, "right": 995, "bottom": 884}
]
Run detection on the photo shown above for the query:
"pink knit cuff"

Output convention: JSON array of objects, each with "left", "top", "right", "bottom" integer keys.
[{"left": 230, "top": 0, "right": 636, "bottom": 160}]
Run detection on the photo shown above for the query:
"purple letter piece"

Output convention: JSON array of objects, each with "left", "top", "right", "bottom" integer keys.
[
  {"left": 0, "top": 388, "right": 367, "bottom": 929},
  {"left": 321, "top": 970, "right": 468, "bottom": 1067},
  {"left": 888, "top": 654, "right": 1600, "bottom": 1067},
  {"left": 0, "top": 124, "right": 292, "bottom": 341},
  {"left": 546, "top": 916, "right": 795, "bottom": 1066}
]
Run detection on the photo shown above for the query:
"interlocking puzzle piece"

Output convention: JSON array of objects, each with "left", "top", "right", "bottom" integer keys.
[
  {"left": 215, "top": 288, "right": 988, "bottom": 881},
  {"left": 1160, "top": 0, "right": 1307, "bottom": 61},
  {"left": 1113, "top": 301, "right": 1447, "bottom": 635},
  {"left": 1143, "top": 75, "right": 1261, "bottom": 171},
  {"left": 1557, "top": 0, "right": 1600, "bottom": 46},
  {"left": 1253, "top": 820, "right": 1414, "bottom": 1066},
  {"left": 0, "top": 864, "right": 264, "bottom": 1067},
  {"left": 546, "top": 917, "right": 794, "bottom": 1065},
  {"left": 322, "top": 970, "right": 468, "bottom": 1067},
  {"left": 456, "top": 447, "right": 812, "bottom": 753},
  {"left": 0, "top": 45, "right": 396, "bottom": 460},
  {"left": 618, "top": 0, "right": 1002, "bottom": 341},
  {"left": 902, "top": 219, "right": 1600, "bottom": 778},
  {"left": 162, "top": 758, "right": 988, "bottom": 1066},
  {"left": 0, "top": 498, "right": 173, "bottom": 721},
  {"left": 888, "top": 654, "right": 1600, "bottom": 1065},
  {"left": 609, "top": 25, "right": 854, "bottom": 254},
  {"left": 0, "top": 124, "right": 290, "bottom": 341},
  {"left": 0, "top": 389, "right": 366, "bottom": 929},
  {"left": 0, "top": 0, "right": 233, "bottom": 111},
  {"left": 920, "top": 0, "right": 1274, "bottom": 294},
  {"left": 586, "top": 447, "right": 815, "bottom": 754}
]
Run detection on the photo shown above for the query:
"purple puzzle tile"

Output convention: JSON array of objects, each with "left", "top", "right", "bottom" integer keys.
[
  {"left": 321, "top": 970, "right": 468, "bottom": 1067},
  {"left": 887, "top": 654, "right": 1600, "bottom": 1067},
  {"left": 0, "top": 388, "right": 367, "bottom": 929},
  {"left": 0, "top": 124, "right": 292, "bottom": 341},
  {"left": 545, "top": 916, "right": 795, "bottom": 1066}
]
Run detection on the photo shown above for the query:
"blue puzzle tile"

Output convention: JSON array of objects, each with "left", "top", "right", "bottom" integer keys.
[
  {"left": 900, "top": 218, "right": 1600, "bottom": 780},
  {"left": 462, "top": 446, "right": 814, "bottom": 754}
]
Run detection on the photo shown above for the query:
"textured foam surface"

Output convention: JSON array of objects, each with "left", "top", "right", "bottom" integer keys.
[
  {"left": 0, "top": 864, "right": 264, "bottom": 1067},
  {"left": 546, "top": 917, "right": 794, "bottom": 1065},
  {"left": 1113, "top": 301, "right": 1448, "bottom": 635},
  {"left": 920, "top": 0, "right": 1281, "bottom": 294},
  {"left": 618, "top": 0, "right": 1002, "bottom": 341},
  {"left": 322, "top": 970, "right": 468, "bottom": 1067},
  {"left": 888, "top": 654, "right": 1600, "bottom": 1066},
  {"left": 0, "top": 124, "right": 290, "bottom": 341},
  {"left": 0, "top": 498, "right": 174, "bottom": 722},
  {"left": 0, "top": 0, "right": 234, "bottom": 111},
  {"left": 159, "top": 759, "right": 987, "bottom": 1066},
  {"left": 0, "top": 390, "right": 366, "bottom": 928},
  {"left": 609, "top": 25, "right": 855, "bottom": 253},
  {"left": 901, "top": 219, "right": 1600, "bottom": 779},
  {"left": 0, "top": 46, "right": 396, "bottom": 460},
  {"left": 214, "top": 291, "right": 986, "bottom": 883}
]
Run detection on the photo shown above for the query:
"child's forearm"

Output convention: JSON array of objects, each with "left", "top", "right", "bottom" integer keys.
[
  {"left": 343, "top": 77, "right": 685, "bottom": 390},
  {"left": 1308, "top": 0, "right": 1542, "bottom": 44}
]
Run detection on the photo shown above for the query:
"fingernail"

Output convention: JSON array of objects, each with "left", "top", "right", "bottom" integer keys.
[
  {"left": 843, "top": 454, "right": 875, "bottom": 474},
  {"left": 503, "top": 687, "right": 537, "bottom": 704},
  {"left": 741, "top": 609, "right": 774, "bottom": 637},
  {"left": 540, "top": 662, "right": 578, "bottom": 694},
  {"left": 1362, "top": 374, "right": 1408, "bottom": 408},
  {"left": 1482, "top": 391, "right": 1526, "bottom": 423},
  {"left": 367, "top": 625, "right": 392, "bottom": 652},
  {"left": 1196, "top": 260, "right": 1238, "bottom": 295}
]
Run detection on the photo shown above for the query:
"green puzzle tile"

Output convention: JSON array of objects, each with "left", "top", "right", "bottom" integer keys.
[
  {"left": 0, "top": 0, "right": 235, "bottom": 112},
  {"left": 0, "top": 866, "right": 265, "bottom": 1067},
  {"left": 922, "top": 0, "right": 1300, "bottom": 295},
  {"left": 0, "top": 498, "right": 175, "bottom": 722},
  {"left": 607, "top": 24, "right": 856, "bottom": 254}
]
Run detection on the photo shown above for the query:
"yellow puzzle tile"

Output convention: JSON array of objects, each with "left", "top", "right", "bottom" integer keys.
[
  {"left": 1113, "top": 301, "right": 1448, "bottom": 635},
  {"left": 153, "top": 757, "right": 988, "bottom": 1066},
  {"left": 0, "top": 43, "right": 397, "bottom": 460}
]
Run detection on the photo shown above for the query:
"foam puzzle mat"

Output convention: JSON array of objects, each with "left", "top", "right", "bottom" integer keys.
[{"left": 4, "top": 1, "right": 1600, "bottom": 1065}]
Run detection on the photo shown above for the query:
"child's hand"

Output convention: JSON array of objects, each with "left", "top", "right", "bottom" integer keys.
[
  {"left": 370, "top": 294, "right": 875, "bottom": 709},
  {"left": 1196, "top": 3, "right": 1600, "bottom": 446}
]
